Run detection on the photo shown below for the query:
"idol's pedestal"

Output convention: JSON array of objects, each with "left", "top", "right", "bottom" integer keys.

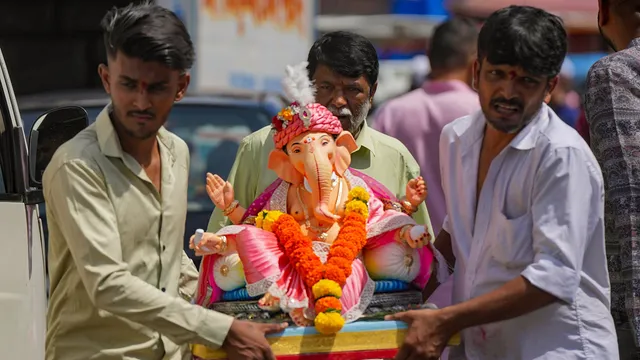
[
  {"left": 191, "top": 320, "right": 460, "bottom": 360},
  {"left": 193, "top": 280, "right": 457, "bottom": 359}
]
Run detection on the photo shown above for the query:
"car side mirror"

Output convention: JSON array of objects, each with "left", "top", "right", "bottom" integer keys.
[{"left": 28, "top": 106, "right": 89, "bottom": 187}]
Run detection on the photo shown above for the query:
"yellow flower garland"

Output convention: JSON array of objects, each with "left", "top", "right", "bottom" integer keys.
[
  {"left": 314, "top": 312, "right": 345, "bottom": 335},
  {"left": 254, "top": 187, "right": 369, "bottom": 335},
  {"left": 255, "top": 210, "right": 284, "bottom": 232},
  {"left": 312, "top": 279, "right": 343, "bottom": 299}
]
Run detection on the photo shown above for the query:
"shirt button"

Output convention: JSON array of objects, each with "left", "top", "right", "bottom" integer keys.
[
  {"left": 161, "top": 287, "right": 166, "bottom": 292},
  {"left": 162, "top": 244, "right": 166, "bottom": 251}
]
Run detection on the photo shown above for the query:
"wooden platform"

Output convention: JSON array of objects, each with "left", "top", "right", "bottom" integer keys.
[{"left": 192, "top": 320, "right": 460, "bottom": 360}]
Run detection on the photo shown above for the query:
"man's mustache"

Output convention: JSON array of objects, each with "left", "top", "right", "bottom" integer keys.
[
  {"left": 327, "top": 105, "right": 352, "bottom": 117},
  {"left": 490, "top": 97, "right": 523, "bottom": 110},
  {"left": 128, "top": 110, "right": 155, "bottom": 118}
]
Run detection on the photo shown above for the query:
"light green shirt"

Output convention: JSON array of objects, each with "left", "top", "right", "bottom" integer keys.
[
  {"left": 44, "top": 107, "right": 234, "bottom": 360},
  {"left": 207, "top": 122, "right": 433, "bottom": 238}
]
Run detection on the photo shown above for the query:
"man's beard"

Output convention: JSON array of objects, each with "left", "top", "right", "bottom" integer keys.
[
  {"left": 327, "top": 99, "right": 371, "bottom": 137},
  {"left": 110, "top": 105, "right": 161, "bottom": 140},
  {"left": 485, "top": 103, "right": 541, "bottom": 134}
]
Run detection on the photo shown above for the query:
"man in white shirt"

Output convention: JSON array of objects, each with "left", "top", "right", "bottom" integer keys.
[{"left": 387, "top": 5, "right": 618, "bottom": 360}]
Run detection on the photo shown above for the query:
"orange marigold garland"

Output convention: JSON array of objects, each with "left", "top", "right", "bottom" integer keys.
[
  {"left": 271, "top": 214, "right": 323, "bottom": 288},
  {"left": 263, "top": 186, "right": 370, "bottom": 335}
]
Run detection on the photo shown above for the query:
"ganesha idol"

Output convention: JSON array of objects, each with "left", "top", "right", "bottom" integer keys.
[{"left": 192, "top": 62, "right": 448, "bottom": 335}]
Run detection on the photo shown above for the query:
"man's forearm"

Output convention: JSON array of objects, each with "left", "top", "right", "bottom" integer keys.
[
  {"left": 92, "top": 269, "right": 233, "bottom": 348},
  {"left": 441, "top": 275, "right": 557, "bottom": 333}
]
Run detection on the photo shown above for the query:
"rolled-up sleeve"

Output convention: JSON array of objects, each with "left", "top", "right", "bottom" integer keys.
[
  {"left": 442, "top": 215, "right": 451, "bottom": 234},
  {"left": 521, "top": 147, "right": 596, "bottom": 303},
  {"left": 45, "top": 159, "right": 234, "bottom": 348},
  {"left": 179, "top": 251, "right": 200, "bottom": 302}
]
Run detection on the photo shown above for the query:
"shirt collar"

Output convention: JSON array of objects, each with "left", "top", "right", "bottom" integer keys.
[
  {"left": 95, "top": 104, "right": 177, "bottom": 164},
  {"left": 454, "top": 103, "right": 550, "bottom": 154},
  {"left": 629, "top": 37, "right": 640, "bottom": 49},
  {"left": 508, "top": 105, "right": 548, "bottom": 150},
  {"left": 422, "top": 79, "right": 474, "bottom": 94},
  {"left": 354, "top": 120, "right": 376, "bottom": 156}
]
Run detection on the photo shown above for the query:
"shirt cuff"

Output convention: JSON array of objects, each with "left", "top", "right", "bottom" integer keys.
[
  {"left": 442, "top": 215, "right": 450, "bottom": 234},
  {"left": 196, "top": 309, "right": 235, "bottom": 349},
  {"left": 521, "top": 253, "right": 580, "bottom": 304}
]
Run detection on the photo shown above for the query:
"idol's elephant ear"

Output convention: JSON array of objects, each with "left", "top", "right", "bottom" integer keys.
[{"left": 334, "top": 131, "right": 357, "bottom": 176}]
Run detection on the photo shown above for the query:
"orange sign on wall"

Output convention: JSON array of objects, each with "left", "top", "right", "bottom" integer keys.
[{"left": 202, "top": 0, "right": 307, "bottom": 36}]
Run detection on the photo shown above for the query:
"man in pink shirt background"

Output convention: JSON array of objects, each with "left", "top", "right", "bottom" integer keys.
[{"left": 373, "top": 17, "right": 479, "bottom": 239}]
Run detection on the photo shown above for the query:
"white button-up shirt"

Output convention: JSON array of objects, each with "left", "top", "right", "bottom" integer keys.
[{"left": 440, "top": 104, "right": 618, "bottom": 359}]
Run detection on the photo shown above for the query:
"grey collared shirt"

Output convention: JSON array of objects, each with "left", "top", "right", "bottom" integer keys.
[{"left": 585, "top": 37, "right": 640, "bottom": 351}]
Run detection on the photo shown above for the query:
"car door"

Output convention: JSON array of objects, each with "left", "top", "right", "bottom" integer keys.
[{"left": 0, "top": 48, "right": 46, "bottom": 359}]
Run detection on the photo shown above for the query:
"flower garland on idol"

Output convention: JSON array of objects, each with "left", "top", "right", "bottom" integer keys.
[{"left": 254, "top": 187, "right": 370, "bottom": 335}]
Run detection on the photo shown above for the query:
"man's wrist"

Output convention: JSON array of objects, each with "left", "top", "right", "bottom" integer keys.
[
  {"left": 431, "top": 307, "right": 463, "bottom": 339},
  {"left": 198, "top": 308, "right": 235, "bottom": 349}
]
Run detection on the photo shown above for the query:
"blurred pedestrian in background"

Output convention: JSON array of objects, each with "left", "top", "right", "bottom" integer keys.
[
  {"left": 549, "top": 58, "right": 581, "bottom": 127},
  {"left": 373, "top": 17, "right": 478, "bottom": 241},
  {"left": 408, "top": 54, "right": 431, "bottom": 91}
]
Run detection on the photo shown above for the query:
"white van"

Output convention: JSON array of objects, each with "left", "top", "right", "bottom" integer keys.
[{"left": 0, "top": 48, "right": 88, "bottom": 358}]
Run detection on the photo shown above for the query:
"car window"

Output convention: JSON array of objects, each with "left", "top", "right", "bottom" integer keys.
[
  {"left": 21, "top": 103, "right": 270, "bottom": 210},
  {"left": 165, "top": 105, "right": 267, "bottom": 210}
]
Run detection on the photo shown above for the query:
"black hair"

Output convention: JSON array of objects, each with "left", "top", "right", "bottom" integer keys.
[
  {"left": 101, "top": 1, "right": 195, "bottom": 72},
  {"left": 428, "top": 17, "right": 479, "bottom": 71},
  {"left": 477, "top": 5, "right": 567, "bottom": 78},
  {"left": 307, "top": 31, "right": 379, "bottom": 87}
]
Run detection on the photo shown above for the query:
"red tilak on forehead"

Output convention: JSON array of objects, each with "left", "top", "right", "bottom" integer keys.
[{"left": 508, "top": 71, "right": 517, "bottom": 79}]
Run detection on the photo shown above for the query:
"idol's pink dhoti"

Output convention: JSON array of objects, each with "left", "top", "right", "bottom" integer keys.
[{"left": 213, "top": 225, "right": 374, "bottom": 320}]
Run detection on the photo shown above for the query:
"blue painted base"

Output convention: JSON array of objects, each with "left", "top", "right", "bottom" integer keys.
[{"left": 221, "top": 280, "right": 411, "bottom": 301}]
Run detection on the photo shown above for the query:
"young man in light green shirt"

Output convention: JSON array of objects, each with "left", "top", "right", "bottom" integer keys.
[
  {"left": 44, "top": 4, "right": 285, "bottom": 360},
  {"left": 208, "top": 31, "right": 433, "bottom": 239}
]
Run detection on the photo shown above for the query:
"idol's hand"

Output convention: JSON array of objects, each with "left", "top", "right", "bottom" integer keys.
[
  {"left": 189, "top": 232, "right": 226, "bottom": 256},
  {"left": 206, "top": 173, "right": 235, "bottom": 210},
  {"left": 404, "top": 225, "right": 429, "bottom": 249},
  {"left": 405, "top": 176, "right": 427, "bottom": 208}
]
